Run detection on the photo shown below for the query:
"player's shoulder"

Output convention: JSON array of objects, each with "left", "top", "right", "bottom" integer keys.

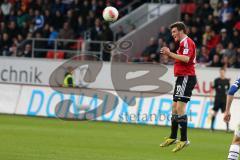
[
  {"left": 235, "top": 76, "right": 240, "bottom": 82},
  {"left": 180, "top": 37, "right": 195, "bottom": 46},
  {"left": 232, "top": 76, "right": 240, "bottom": 86},
  {"left": 214, "top": 77, "right": 220, "bottom": 82},
  {"left": 186, "top": 37, "right": 195, "bottom": 45}
]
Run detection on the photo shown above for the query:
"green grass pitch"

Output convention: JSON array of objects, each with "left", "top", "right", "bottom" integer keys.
[{"left": 0, "top": 114, "right": 233, "bottom": 160}]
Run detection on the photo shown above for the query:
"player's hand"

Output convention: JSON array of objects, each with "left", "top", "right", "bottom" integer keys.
[
  {"left": 160, "top": 47, "right": 170, "bottom": 56},
  {"left": 223, "top": 111, "right": 231, "bottom": 123}
]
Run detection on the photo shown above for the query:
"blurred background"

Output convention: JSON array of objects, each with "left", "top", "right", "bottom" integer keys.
[
  {"left": 0, "top": 0, "right": 239, "bottom": 66},
  {"left": 0, "top": 1, "right": 240, "bottom": 159}
]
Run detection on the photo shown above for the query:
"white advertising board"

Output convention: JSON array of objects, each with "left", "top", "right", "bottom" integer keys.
[
  {"left": 13, "top": 85, "right": 240, "bottom": 131},
  {"left": 0, "top": 84, "right": 21, "bottom": 114},
  {"left": 0, "top": 57, "right": 239, "bottom": 97}
]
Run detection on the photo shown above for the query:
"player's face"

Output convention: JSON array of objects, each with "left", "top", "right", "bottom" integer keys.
[
  {"left": 171, "top": 27, "right": 180, "bottom": 42},
  {"left": 220, "top": 69, "right": 225, "bottom": 77}
]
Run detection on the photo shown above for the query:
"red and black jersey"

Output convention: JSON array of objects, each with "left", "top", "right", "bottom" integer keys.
[{"left": 174, "top": 36, "right": 196, "bottom": 76}]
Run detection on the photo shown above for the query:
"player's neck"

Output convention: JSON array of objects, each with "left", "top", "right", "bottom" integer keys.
[{"left": 180, "top": 34, "right": 188, "bottom": 43}]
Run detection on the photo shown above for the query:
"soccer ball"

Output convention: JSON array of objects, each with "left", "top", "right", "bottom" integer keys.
[{"left": 103, "top": 6, "right": 119, "bottom": 22}]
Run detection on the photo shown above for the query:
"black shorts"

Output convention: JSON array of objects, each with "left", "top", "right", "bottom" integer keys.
[
  {"left": 173, "top": 76, "right": 197, "bottom": 103},
  {"left": 213, "top": 100, "right": 226, "bottom": 113}
]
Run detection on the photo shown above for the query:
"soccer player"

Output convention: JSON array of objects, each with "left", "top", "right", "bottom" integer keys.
[
  {"left": 159, "top": 22, "right": 197, "bottom": 152},
  {"left": 223, "top": 77, "right": 240, "bottom": 160},
  {"left": 210, "top": 68, "right": 230, "bottom": 132}
]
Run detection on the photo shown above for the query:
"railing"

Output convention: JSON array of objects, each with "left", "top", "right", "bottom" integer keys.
[
  {"left": 16, "top": 38, "right": 115, "bottom": 60},
  {"left": 119, "top": 0, "right": 141, "bottom": 15},
  {"left": 110, "top": 3, "right": 164, "bottom": 42},
  {"left": 127, "top": 3, "right": 164, "bottom": 31}
]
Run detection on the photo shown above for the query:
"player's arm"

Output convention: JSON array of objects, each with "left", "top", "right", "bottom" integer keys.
[
  {"left": 210, "top": 79, "right": 216, "bottom": 104},
  {"left": 224, "top": 78, "right": 240, "bottom": 122},
  {"left": 168, "top": 52, "right": 190, "bottom": 63},
  {"left": 160, "top": 47, "right": 190, "bottom": 63}
]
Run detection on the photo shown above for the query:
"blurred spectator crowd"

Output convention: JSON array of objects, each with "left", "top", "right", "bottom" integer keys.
[
  {"left": 1, "top": 0, "right": 240, "bottom": 68},
  {"left": 139, "top": 0, "right": 240, "bottom": 68},
  {"left": 0, "top": 0, "right": 134, "bottom": 58}
]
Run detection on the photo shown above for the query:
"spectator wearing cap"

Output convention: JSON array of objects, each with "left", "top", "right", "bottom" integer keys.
[{"left": 220, "top": 28, "right": 230, "bottom": 48}]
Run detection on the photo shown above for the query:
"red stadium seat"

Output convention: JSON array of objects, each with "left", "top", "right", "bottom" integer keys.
[
  {"left": 181, "top": 3, "right": 196, "bottom": 15},
  {"left": 46, "top": 50, "right": 64, "bottom": 59}
]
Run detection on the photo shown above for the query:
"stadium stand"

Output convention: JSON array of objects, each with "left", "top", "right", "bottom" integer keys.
[
  {"left": 1, "top": 0, "right": 240, "bottom": 68},
  {"left": 140, "top": 0, "right": 240, "bottom": 68},
  {"left": 0, "top": 0, "right": 146, "bottom": 58}
]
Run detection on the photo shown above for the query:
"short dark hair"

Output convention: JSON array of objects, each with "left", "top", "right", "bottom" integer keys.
[
  {"left": 220, "top": 67, "right": 226, "bottom": 71},
  {"left": 169, "top": 21, "right": 187, "bottom": 34}
]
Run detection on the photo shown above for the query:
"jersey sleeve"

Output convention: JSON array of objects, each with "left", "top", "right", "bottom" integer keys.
[
  {"left": 228, "top": 77, "right": 240, "bottom": 95},
  {"left": 182, "top": 40, "right": 195, "bottom": 57},
  {"left": 212, "top": 79, "right": 217, "bottom": 89}
]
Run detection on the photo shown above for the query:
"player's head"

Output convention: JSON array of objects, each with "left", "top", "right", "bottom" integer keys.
[
  {"left": 169, "top": 21, "right": 187, "bottom": 42},
  {"left": 67, "top": 66, "right": 74, "bottom": 74},
  {"left": 220, "top": 67, "right": 226, "bottom": 78}
]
